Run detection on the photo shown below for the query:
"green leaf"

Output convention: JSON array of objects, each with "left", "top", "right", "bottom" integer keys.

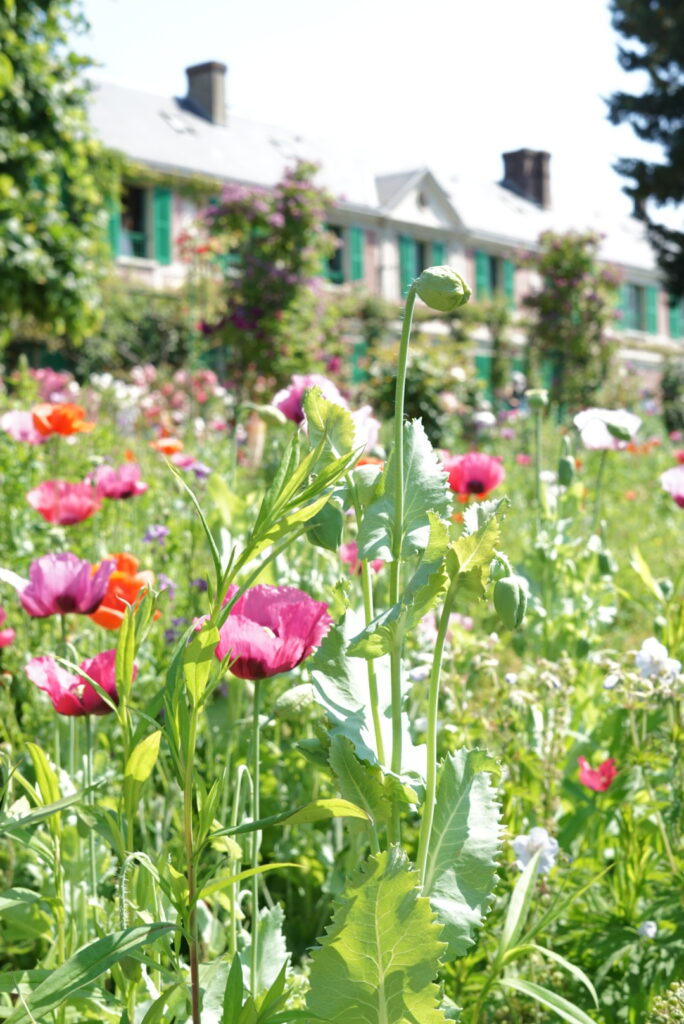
[
  {"left": 515, "top": 944, "right": 599, "bottom": 1007},
  {"left": 630, "top": 545, "right": 665, "bottom": 604},
  {"left": 207, "top": 474, "right": 248, "bottom": 527},
  {"left": 125, "top": 731, "right": 162, "bottom": 784},
  {"left": 5, "top": 924, "right": 175, "bottom": 1024},
  {"left": 447, "top": 499, "right": 503, "bottom": 598},
  {"left": 498, "top": 849, "right": 541, "bottom": 958},
  {"left": 307, "top": 847, "right": 449, "bottom": 1023},
  {"left": 303, "top": 386, "right": 356, "bottom": 467},
  {"left": 211, "top": 798, "right": 370, "bottom": 839},
  {"left": 328, "top": 735, "right": 392, "bottom": 826},
  {"left": 25, "top": 743, "right": 60, "bottom": 806},
  {"left": 424, "top": 749, "right": 501, "bottom": 960},
  {"left": 358, "top": 419, "right": 451, "bottom": 561},
  {"left": 184, "top": 625, "right": 220, "bottom": 706},
  {"left": 0, "top": 788, "right": 96, "bottom": 837},
  {"left": 221, "top": 954, "right": 244, "bottom": 1024},
  {"left": 498, "top": 978, "right": 597, "bottom": 1024},
  {"left": 199, "top": 862, "right": 302, "bottom": 899},
  {"left": 0, "top": 888, "right": 41, "bottom": 915},
  {"left": 242, "top": 905, "right": 289, "bottom": 998},
  {"left": 306, "top": 499, "right": 345, "bottom": 551}
]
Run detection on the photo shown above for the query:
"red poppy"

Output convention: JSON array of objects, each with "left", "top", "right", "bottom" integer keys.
[
  {"left": 578, "top": 756, "right": 617, "bottom": 792},
  {"left": 32, "top": 403, "right": 95, "bottom": 436},
  {"left": 443, "top": 452, "right": 505, "bottom": 503},
  {"left": 89, "top": 553, "right": 154, "bottom": 630}
]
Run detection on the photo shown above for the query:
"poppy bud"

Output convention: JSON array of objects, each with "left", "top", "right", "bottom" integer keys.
[
  {"left": 493, "top": 574, "right": 527, "bottom": 629},
  {"left": 525, "top": 389, "right": 548, "bottom": 410},
  {"left": 558, "top": 454, "right": 575, "bottom": 487},
  {"left": 415, "top": 266, "right": 471, "bottom": 312},
  {"left": 489, "top": 556, "right": 509, "bottom": 583}
]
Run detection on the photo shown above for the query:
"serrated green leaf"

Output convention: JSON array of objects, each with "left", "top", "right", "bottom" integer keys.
[
  {"left": 328, "top": 735, "right": 392, "bottom": 826},
  {"left": 447, "top": 499, "right": 503, "bottom": 598},
  {"left": 303, "top": 387, "right": 356, "bottom": 467},
  {"left": 498, "top": 978, "right": 597, "bottom": 1024},
  {"left": 5, "top": 924, "right": 175, "bottom": 1024},
  {"left": 358, "top": 419, "right": 451, "bottom": 561},
  {"left": 242, "top": 905, "right": 288, "bottom": 997},
  {"left": 424, "top": 749, "right": 501, "bottom": 960},
  {"left": 307, "top": 848, "right": 449, "bottom": 1023}
]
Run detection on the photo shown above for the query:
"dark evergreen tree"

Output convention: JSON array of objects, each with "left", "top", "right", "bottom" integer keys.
[{"left": 607, "top": 0, "right": 684, "bottom": 297}]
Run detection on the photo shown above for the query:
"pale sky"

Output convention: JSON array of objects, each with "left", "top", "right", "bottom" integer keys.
[{"left": 76, "top": 0, "right": 660, "bottom": 222}]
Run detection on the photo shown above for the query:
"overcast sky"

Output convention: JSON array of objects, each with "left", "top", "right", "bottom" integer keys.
[{"left": 76, "top": 0, "right": 660, "bottom": 221}]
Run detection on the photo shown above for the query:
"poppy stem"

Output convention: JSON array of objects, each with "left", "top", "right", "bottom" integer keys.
[
  {"left": 250, "top": 679, "right": 262, "bottom": 997},
  {"left": 183, "top": 707, "right": 201, "bottom": 1024},
  {"left": 84, "top": 715, "right": 98, "bottom": 909},
  {"left": 591, "top": 449, "right": 608, "bottom": 534}
]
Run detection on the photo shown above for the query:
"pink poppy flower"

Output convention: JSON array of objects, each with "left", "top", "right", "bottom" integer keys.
[
  {"left": 216, "top": 584, "right": 332, "bottom": 680},
  {"left": 443, "top": 452, "right": 505, "bottom": 501},
  {"left": 515, "top": 453, "right": 532, "bottom": 465},
  {"left": 0, "top": 607, "right": 15, "bottom": 648},
  {"left": 0, "top": 552, "right": 115, "bottom": 617},
  {"left": 1, "top": 410, "right": 49, "bottom": 445},
  {"left": 660, "top": 465, "right": 684, "bottom": 508},
  {"left": 339, "top": 542, "right": 383, "bottom": 576},
  {"left": 272, "top": 374, "right": 347, "bottom": 425},
  {"left": 87, "top": 463, "right": 148, "bottom": 500},
  {"left": 27, "top": 480, "right": 101, "bottom": 525},
  {"left": 25, "top": 649, "right": 135, "bottom": 716},
  {"left": 578, "top": 755, "right": 617, "bottom": 792}
]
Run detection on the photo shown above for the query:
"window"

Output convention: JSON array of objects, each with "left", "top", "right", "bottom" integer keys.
[
  {"left": 474, "top": 250, "right": 515, "bottom": 308},
  {"left": 669, "top": 296, "right": 683, "bottom": 339},
  {"left": 399, "top": 236, "right": 429, "bottom": 296},
  {"left": 107, "top": 184, "right": 173, "bottom": 265},
  {"left": 620, "top": 283, "right": 658, "bottom": 333},
  {"left": 325, "top": 225, "right": 344, "bottom": 283}
]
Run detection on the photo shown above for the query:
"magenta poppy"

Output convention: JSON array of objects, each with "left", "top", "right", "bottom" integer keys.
[
  {"left": 660, "top": 465, "right": 684, "bottom": 508},
  {"left": 216, "top": 584, "right": 332, "bottom": 680},
  {"left": 0, "top": 552, "right": 115, "bottom": 618},
  {"left": 88, "top": 463, "right": 148, "bottom": 500},
  {"left": 578, "top": 755, "right": 617, "bottom": 792},
  {"left": 339, "top": 542, "right": 383, "bottom": 576},
  {"left": 27, "top": 480, "right": 101, "bottom": 525},
  {"left": 1, "top": 410, "right": 48, "bottom": 445},
  {"left": 443, "top": 452, "right": 506, "bottom": 501},
  {"left": 25, "top": 649, "right": 135, "bottom": 716}
]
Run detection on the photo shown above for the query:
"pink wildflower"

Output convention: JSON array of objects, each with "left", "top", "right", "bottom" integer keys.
[
  {"left": 88, "top": 463, "right": 148, "bottom": 500},
  {"left": 0, "top": 552, "right": 115, "bottom": 618},
  {"left": 1, "top": 410, "right": 48, "bottom": 445},
  {"left": 272, "top": 374, "right": 347, "bottom": 425},
  {"left": 0, "top": 608, "right": 15, "bottom": 648},
  {"left": 25, "top": 649, "right": 135, "bottom": 716},
  {"left": 578, "top": 756, "right": 617, "bottom": 792},
  {"left": 339, "top": 542, "right": 383, "bottom": 576},
  {"left": 660, "top": 465, "right": 684, "bottom": 508},
  {"left": 443, "top": 452, "right": 505, "bottom": 501},
  {"left": 27, "top": 480, "right": 101, "bottom": 525}
]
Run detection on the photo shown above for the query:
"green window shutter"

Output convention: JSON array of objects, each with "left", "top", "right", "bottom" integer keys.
[
  {"left": 350, "top": 226, "right": 364, "bottom": 281},
  {"left": 399, "top": 235, "right": 417, "bottom": 296},
  {"left": 153, "top": 186, "right": 173, "bottom": 265},
  {"left": 503, "top": 258, "right": 515, "bottom": 310},
  {"left": 474, "top": 354, "right": 493, "bottom": 399},
  {"left": 432, "top": 241, "right": 446, "bottom": 266},
  {"left": 669, "top": 297, "right": 683, "bottom": 339},
  {"left": 646, "top": 286, "right": 658, "bottom": 334},
  {"left": 106, "top": 194, "right": 120, "bottom": 257},
  {"left": 475, "top": 250, "right": 490, "bottom": 300}
]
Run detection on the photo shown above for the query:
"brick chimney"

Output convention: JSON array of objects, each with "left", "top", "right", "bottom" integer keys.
[
  {"left": 502, "top": 149, "right": 551, "bottom": 208},
  {"left": 185, "top": 62, "right": 227, "bottom": 125}
]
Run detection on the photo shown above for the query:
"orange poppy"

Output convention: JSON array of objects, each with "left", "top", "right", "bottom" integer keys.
[
  {"left": 89, "top": 552, "right": 155, "bottom": 630},
  {"left": 150, "top": 437, "right": 184, "bottom": 455},
  {"left": 32, "top": 403, "right": 95, "bottom": 436},
  {"left": 356, "top": 455, "right": 384, "bottom": 468}
]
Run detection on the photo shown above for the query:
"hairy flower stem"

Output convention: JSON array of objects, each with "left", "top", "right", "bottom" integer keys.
[
  {"left": 84, "top": 715, "right": 98, "bottom": 912},
  {"left": 183, "top": 708, "right": 201, "bottom": 1024},
  {"left": 387, "top": 284, "right": 418, "bottom": 844},
  {"left": 533, "top": 406, "right": 542, "bottom": 514},
  {"left": 250, "top": 679, "right": 262, "bottom": 998},
  {"left": 416, "top": 577, "right": 459, "bottom": 886}
]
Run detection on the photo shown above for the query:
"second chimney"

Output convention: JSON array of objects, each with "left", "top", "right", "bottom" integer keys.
[
  {"left": 186, "top": 62, "right": 227, "bottom": 125},
  {"left": 502, "top": 149, "right": 551, "bottom": 208}
]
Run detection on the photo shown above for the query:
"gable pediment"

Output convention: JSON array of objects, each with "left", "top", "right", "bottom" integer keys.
[{"left": 376, "top": 168, "right": 462, "bottom": 230}]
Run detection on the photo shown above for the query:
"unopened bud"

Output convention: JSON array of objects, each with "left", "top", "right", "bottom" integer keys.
[
  {"left": 493, "top": 575, "right": 527, "bottom": 630},
  {"left": 558, "top": 454, "right": 575, "bottom": 487},
  {"left": 526, "top": 389, "right": 548, "bottom": 410},
  {"left": 415, "top": 266, "right": 471, "bottom": 312}
]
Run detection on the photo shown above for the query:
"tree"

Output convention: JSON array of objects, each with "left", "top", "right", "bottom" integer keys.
[
  {"left": 0, "top": 0, "right": 116, "bottom": 343},
  {"left": 520, "top": 231, "right": 621, "bottom": 410},
  {"left": 607, "top": 0, "right": 684, "bottom": 297}
]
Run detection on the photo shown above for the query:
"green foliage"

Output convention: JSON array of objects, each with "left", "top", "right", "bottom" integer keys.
[
  {"left": 648, "top": 981, "right": 684, "bottom": 1023},
  {"left": 661, "top": 359, "right": 684, "bottom": 435},
  {"left": 607, "top": 0, "right": 684, "bottom": 297},
  {"left": 424, "top": 749, "right": 501, "bottom": 960},
  {"left": 520, "top": 231, "right": 621, "bottom": 409},
  {"left": 0, "top": 0, "right": 117, "bottom": 343},
  {"left": 306, "top": 847, "right": 449, "bottom": 1023}
]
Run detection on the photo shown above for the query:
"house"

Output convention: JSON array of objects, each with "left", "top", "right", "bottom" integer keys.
[{"left": 89, "top": 61, "right": 684, "bottom": 387}]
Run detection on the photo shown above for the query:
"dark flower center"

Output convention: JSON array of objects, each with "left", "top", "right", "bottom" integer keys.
[
  {"left": 466, "top": 478, "right": 486, "bottom": 494},
  {"left": 56, "top": 594, "right": 77, "bottom": 613}
]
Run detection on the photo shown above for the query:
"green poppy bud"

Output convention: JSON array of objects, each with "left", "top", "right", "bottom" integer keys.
[
  {"left": 415, "top": 266, "right": 471, "bottom": 312},
  {"left": 525, "top": 388, "right": 549, "bottom": 410},
  {"left": 489, "top": 556, "right": 509, "bottom": 583},
  {"left": 558, "top": 454, "right": 575, "bottom": 487},
  {"left": 493, "top": 574, "right": 527, "bottom": 630}
]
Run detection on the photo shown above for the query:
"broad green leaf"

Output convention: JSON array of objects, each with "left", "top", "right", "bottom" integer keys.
[
  {"left": 306, "top": 499, "right": 345, "bottom": 551},
  {"left": 25, "top": 743, "right": 60, "bottom": 806},
  {"left": 125, "top": 731, "right": 161, "bottom": 784},
  {"left": 328, "top": 735, "right": 392, "bottom": 826},
  {"left": 184, "top": 625, "right": 220, "bottom": 706},
  {"left": 447, "top": 499, "right": 503, "bottom": 599},
  {"left": 310, "top": 618, "right": 426, "bottom": 782},
  {"left": 303, "top": 387, "right": 356, "bottom": 467},
  {"left": 307, "top": 847, "right": 449, "bottom": 1023},
  {"left": 498, "top": 978, "right": 597, "bottom": 1024},
  {"left": 498, "top": 849, "right": 541, "bottom": 957},
  {"left": 424, "top": 749, "right": 502, "bottom": 959},
  {"left": 5, "top": 923, "right": 175, "bottom": 1024},
  {"left": 242, "top": 905, "right": 289, "bottom": 997},
  {"left": 0, "top": 888, "right": 41, "bottom": 915},
  {"left": 358, "top": 419, "right": 451, "bottom": 561}
]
